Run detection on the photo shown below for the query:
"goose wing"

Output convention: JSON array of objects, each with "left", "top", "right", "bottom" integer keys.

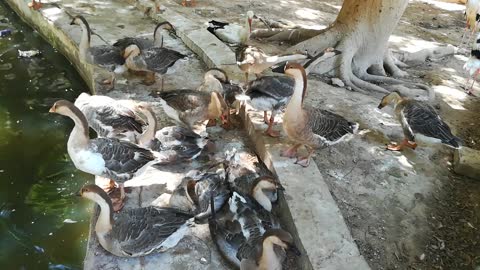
[
  {"left": 90, "top": 138, "right": 155, "bottom": 179},
  {"left": 113, "top": 37, "right": 153, "bottom": 51},
  {"left": 402, "top": 101, "right": 459, "bottom": 147},
  {"left": 143, "top": 47, "right": 186, "bottom": 74},
  {"left": 306, "top": 108, "right": 357, "bottom": 144},
  {"left": 95, "top": 105, "right": 143, "bottom": 134},
  {"left": 159, "top": 90, "right": 210, "bottom": 112},
  {"left": 88, "top": 45, "right": 124, "bottom": 67},
  {"left": 155, "top": 126, "right": 202, "bottom": 146},
  {"left": 247, "top": 76, "right": 294, "bottom": 108},
  {"left": 114, "top": 207, "right": 193, "bottom": 256}
]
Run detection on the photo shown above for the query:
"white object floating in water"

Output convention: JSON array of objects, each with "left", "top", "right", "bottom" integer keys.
[
  {"left": 18, "top": 49, "right": 41, "bottom": 58},
  {"left": 63, "top": 219, "right": 78, "bottom": 224}
]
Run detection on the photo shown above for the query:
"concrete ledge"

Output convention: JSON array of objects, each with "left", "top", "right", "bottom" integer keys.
[{"left": 454, "top": 147, "right": 480, "bottom": 180}]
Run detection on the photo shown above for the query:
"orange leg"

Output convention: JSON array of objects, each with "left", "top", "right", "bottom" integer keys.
[
  {"left": 263, "top": 111, "right": 269, "bottom": 124},
  {"left": 295, "top": 147, "right": 315, "bottom": 167},
  {"left": 264, "top": 114, "right": 280, "bottom": 137},
  {"left": 281, "top": 144, "right": 301, "bottom": 158}
]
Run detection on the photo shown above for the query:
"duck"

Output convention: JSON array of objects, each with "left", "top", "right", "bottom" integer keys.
[
  {"left": 463, "top": 33, "right": 480, "bottom": 96},
  {"left": 135, "top": 103, "right": 208, "bottom": 160},
  {"left": 236, "top": 45, "right": 308, "bottom": 83},
  {"left": 121, "top": 40, "right": 186, "bottom": 86},
  {"left": 49, "top": 100, "right": 167, "bottom": 211},
  {"left": 28, "top": 0, "right": 42, "bottom": 10},
  {"left": 197, "top": 68, "right": 245, "bottom": 127},
  {"left": 238, "top": 76, "right": 294, "bottom": 137},
  {"left": 74, "top": 92, "right": 145, "bottom": 142},
  {"left": 154, "top": 89, "right": 229, "bottom": 134},
  {"left": 70, "top": 15, "right": 125, "bottom": 89},
  {"left": 207, "top": 11, "right": 254, "bottom": 45},
  {"left": 77, "top": 184, "right": 193, "bottom": 257},
  {"left": 377, "top": 91, "right": 461, "bottom": 151},
  {"left": 226, "top": 150, "right": 282, "bottom": 212},
  {"left": 281, "top": 59, "right": 359, "bottom": 167},
  {"left": 209, "top": 192, "right": 298, "bottom": 269},
  {"left": 113, "top": 21, "right": 176, "bottom": 52}
]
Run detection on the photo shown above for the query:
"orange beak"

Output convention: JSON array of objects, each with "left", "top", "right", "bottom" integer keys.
[{"left": 49, "top": 105, "right": 56, "bottom": 113}]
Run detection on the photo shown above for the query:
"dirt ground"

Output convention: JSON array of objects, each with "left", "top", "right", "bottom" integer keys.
[{"left": 188, "top": 0, "right": 480, "bottom": 269}]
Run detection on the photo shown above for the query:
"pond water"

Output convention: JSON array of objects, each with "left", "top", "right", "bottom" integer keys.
[{"left": 0, "top": 2, "right": 91, "bottom": 269}]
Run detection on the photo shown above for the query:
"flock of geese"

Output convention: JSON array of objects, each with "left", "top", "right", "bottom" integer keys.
[{"left": 42, "top": 5, "right": 463, "bottom": 270}]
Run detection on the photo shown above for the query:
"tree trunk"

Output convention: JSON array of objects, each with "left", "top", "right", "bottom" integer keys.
[{"left": 286, "top": 0, "right": 411, "bottom": 94}]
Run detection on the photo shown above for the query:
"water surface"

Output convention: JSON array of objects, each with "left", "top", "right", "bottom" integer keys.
[{"left": 0, "top": 2, "right": 91, "bottom": 269}]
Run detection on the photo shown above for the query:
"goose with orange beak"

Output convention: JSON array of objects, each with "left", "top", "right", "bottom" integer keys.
[{"left": 281, "top": 50, "right": 359, "bottom": 167}]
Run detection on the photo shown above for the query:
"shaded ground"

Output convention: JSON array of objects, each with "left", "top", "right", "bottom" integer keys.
[{"left": 190, "top": 0, "right": 480, "bottom": 269}]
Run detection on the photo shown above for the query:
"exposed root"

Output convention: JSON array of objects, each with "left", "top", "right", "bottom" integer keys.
[
  {"left": 250, "top": 28, "right": 323, "bottom": 44},
  {"left": 367, "top": 63, "right": 388, "bottom": 76},
  {"left": 392, "top": 46, "right": 455, "bottom": 64},
  {"left": 350, "top": 72, "right": 390, "bottom": 94},
  {"left": 384, "top": 50, "right": 408, "bottom": 78}
]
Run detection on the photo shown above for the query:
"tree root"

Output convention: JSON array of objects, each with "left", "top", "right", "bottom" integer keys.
[
  {"left": 392, "top": 46, "right": 455, "bottom": 64},
  {"left": 250, "top": 28, "right": 323, "bottom": 44}
]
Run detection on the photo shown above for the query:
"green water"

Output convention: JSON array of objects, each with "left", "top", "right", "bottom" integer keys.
[{"left": 0, "top": 2, "right": 92, "bottom": 269}]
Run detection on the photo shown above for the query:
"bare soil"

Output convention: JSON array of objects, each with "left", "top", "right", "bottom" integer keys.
[{"left": 189, "top": 0, "right": 480, "bottom": 269}]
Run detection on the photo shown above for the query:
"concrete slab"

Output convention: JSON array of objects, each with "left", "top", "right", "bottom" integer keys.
[{"left": 454, "top": 147, "right": 480, "bottom": 180}]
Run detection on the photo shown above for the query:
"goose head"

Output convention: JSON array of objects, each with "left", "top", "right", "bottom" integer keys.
[
  {"left": 207, "top": 92, "right": 229, "bottom": 125},
  {"left": 253, "top": 229, "right": 301, "bottom": 268},
  {"left": 123, "top": 44, "right": 141, "bottom": 59},
  {"left": 377, "top": 91, "right": 403, "bottom": 109},
  {"left": 153, "top": 21, "right": 175, "bottom": 47},
  {"left": 284, "top": 63, "right": 307, "bottom": 101},
  {"left": 204, "top": 68, "right": 229, "bottom": 83},
  {"left": 69, "top": 15, "right": 91, "bottom": 43},
  {"left": 76, "top": 184, "right": 114, "bottom": 228},
  {"left": 250, "top": 176, "right": 284, "bottom": 211}
]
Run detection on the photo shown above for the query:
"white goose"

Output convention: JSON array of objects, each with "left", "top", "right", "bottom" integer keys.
[
  {"left": 207, "top": 11, "right": 254, "bottom": 45},
  {"left": 49, "top": 100, "right": 168, "bottom": 211}
]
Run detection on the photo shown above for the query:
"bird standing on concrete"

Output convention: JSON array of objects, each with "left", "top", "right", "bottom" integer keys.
[
  {"left": 463, "top": 33, "right": 480, "bottom": 95},
  {"left": 207, "top": 11, "right": 254, "bottom": 45},
  {"left": 377, "top": 92, "right": 461, "bottom": 151}
]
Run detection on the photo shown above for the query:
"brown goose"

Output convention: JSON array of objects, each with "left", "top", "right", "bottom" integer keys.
[
  {"left": 136, "top": 104, "right": 208, "bottom": 160},
  {"left": 155, "top": 89, "right": 228, "bottom": 134},
  {"left": 281, "top": 60, "right": 359, "bottom": 167},
  {"left": 209, "top": 192, "right": 299, "bottom": 269},
  {"left": 122, "top": 41, "right": 185, "bottom": 86},
  {"left": 49, "top": 100, "right": 167, "bottom": 211},
  {"left": 77, "top": 184, "right": 193, "bottom": 257},
  {"left": 113, "top": 21, "right": 175, "bottom": 52},
  {"left": 236, "top": 45, "right": 308, "bottom": 83},
  {"left": 70, "top": 16, "right": 125, "bottom": 88},
  {"left": 377, "top": 92, "right": 461, "bottom": 151}
]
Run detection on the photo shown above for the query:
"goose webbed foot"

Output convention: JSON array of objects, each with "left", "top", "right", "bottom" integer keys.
[
  {"left": 295, "top": 156, "right": 311, "bottom": 167},
  {"left": 281, "top": 144, "right": 301, "bottom": 158},
  {"left": 294, "top": 147, "right": 315, "bottom": 167},
  {"left": 386, "top": 139, "right": 417, "bottom": 151}
]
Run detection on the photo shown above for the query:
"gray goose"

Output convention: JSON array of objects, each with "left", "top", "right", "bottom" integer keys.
[
  {"left": 236, "top": 45, "right": 308, "bottom": 83},
  {"left": 74, "top": 92, "right": 144, "bottom": 142},
  {"left": 136, "top": 104, "right": 208, "bottom": 161},
  {"left": 113, "top": 21, "right": 175, "bottom": 51},
  {"left": 377, "top": 92, "right": 461, "bottom": 151},
  {"left": 70, "top": 15, "right": 124, "bottom": 88},
  {"left": 226, "top": 150, "right": 283, "bottom": 212},
  {"left": 122, "top": 40, "right": 186, "bottom": 86},
  {"left": 49, "top": 100, "right": 168, "bottom": 211},
  {"left": 207, "top": 11, "right": 254, "bottom": 45},
  {"left": 209, "top": 192, "right": 299, "bottom": 269},
  {"left": 171, "top": 162, "right": 230, "bottom": 221},
  {"left": 77, "top": 184, "right": 193, "bottom": 257},
  {"left": 282, "top": 61, "right": 359, "bottom": 167},
  {"left": 154, "top": 89, "right": 228, "bottom": 135}
]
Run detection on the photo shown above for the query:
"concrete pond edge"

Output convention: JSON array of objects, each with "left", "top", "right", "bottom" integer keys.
[{"left": 4, "top": 0, "right": 371, "bottom": 269}]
